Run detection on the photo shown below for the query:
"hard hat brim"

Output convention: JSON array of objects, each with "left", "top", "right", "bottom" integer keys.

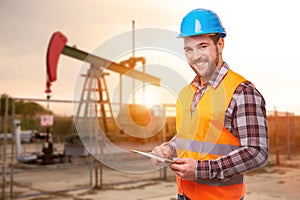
[{"left": 177, "top": 32, "right": 226, "bottom": 38}]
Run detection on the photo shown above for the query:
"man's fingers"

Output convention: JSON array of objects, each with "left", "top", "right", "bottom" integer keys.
[
  {"left": 169, "top": 160, "right": 185, "bottom": 171},
  {"left": 169, "top": 158, "right": 197, "bottom": 180},
  {"left": 171, "top": 158, "right": 186, "bottom": 164},
  {"left": 152, "top": 147, "right": 164, "bottom": 157},
  {"left": 151, "top": 146, "right": 165, "bottom": 166},
  {"left": 169, "top": 163, "right": 179, "bottom": 171},
  {"left": 169, "top": 158, "right": 187, "bottom": 171},
  {"left": 157, "top": 149, "right": 165, "bottom": 158},
  {"left": 151, "top": 144, "right": 174, "bottom": 166}
]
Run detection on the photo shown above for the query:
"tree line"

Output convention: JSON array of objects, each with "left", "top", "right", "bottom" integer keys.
[{"left": 0, "top": 94, "right": 75, "bottom": 142}]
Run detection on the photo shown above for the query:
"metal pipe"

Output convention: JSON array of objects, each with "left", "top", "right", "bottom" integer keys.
[
  {"left": 132, "top": 20, "right": 136, "bottom": 104},
  {"left": 89, "top": 155, "right": 93, "bottom": 187},
  {"left": 13, "top": 119, "right": 38, "bottom": 163},
  {"left": 142, "top": 64, "right": 145, "bottom": 104},
  {"left": 132, "top": 20, "right": 135, "bottom": 58},
  {"left": 14, "top": 119, "right": 21, "bottom": 159},
  {"left": 119, "top": 74, "right": 122, "bottom": 112},
  {"left": 10, "top": 100, "right": 15, "bottom": 198},
  {"left": 2, "top": 96, "right": 8, "bottom": 200},
  {"left": 286, "top": 112, "right": 291, "bottom": 160},
  {"left": 61, "top": 45, "right": 160, "bottom": 86}
]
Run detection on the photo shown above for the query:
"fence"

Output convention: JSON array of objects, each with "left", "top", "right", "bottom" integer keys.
[
  {"left": 0, "top": 96, "right": 175, "bottom": 199},
  {"left": 4, "top": 96, "right": 298, "bottom": 199},
  {"left": 267, "top": 109, "right": 298, "bottom": 165},
  {"left": 0, "top": 96, "right": 94, "bottom": 199}
]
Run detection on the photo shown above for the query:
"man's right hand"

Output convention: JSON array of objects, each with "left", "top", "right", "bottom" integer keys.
[{"left": 151, "top": 143, "right": 173, "bottom": 166}]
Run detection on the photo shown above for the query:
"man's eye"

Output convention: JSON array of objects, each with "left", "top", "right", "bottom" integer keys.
[{"left": 200, "top": 45, "right": 207, "bottom": 49}]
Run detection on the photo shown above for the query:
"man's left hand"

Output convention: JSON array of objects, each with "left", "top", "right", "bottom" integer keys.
[{"left": 169, "top": 158, "right": 196, "bottom": 180}]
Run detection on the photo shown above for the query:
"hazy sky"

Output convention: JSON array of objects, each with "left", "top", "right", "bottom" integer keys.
[{"left": 1, "top": 0, "right": 300, "bottom": 115}]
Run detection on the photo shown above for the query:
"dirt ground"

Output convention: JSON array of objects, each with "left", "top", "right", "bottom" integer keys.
[{"left": 1, "top": 144, "right": 300, "bottom": 200}]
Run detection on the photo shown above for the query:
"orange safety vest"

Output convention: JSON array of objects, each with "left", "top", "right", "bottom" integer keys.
[{"left": 175, "top": 70, "right": 246, "bottom": 200}]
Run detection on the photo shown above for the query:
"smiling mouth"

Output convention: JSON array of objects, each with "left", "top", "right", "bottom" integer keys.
[
  {"left": 193, "top": 56, "right": 208, "bottom": 67},
  {"left": 193, "top": 61, "right": 207, "bottom": 69}
]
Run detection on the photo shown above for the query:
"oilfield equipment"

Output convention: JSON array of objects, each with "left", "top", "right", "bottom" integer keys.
[
  {"left": 46, "top": 30, "right": 160, "bottom": 125},
  {"left": 1, "top": 28, "right": 175, "bottom": 199},
  {"left": 45, "top": 29, "right": 166, "bottom": 165},
  {"left": 5, "top": 98, "right": 78, "bottom": 165},
  {"left": 4, "top": 28, "right": 166, "bottom": 166}
]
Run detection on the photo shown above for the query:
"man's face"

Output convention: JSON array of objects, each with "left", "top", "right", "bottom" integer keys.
[{"left": 184, "top": 35, "right": 223, "bottom": 81}]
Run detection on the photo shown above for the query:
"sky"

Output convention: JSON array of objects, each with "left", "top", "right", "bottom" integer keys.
[{"left": 1, "top": 0, "right": 300, "bottom": 115}]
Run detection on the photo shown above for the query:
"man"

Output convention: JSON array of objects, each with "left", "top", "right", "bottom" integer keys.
[{"left": 152, "top": 8, "right": 268, "bottom": 200}]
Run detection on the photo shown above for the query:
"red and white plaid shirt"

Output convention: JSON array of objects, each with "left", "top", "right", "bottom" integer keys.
[{"left": 170, "top": 62, "right": 268, "bottom": 180}]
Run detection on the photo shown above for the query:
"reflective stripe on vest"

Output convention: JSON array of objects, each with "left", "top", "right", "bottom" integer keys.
[
  {"left": 176, "top": 137, "right": 239, "bottom": 156},
  {"left": 176, "top": 137, "right": 244, "bottom": 186}
]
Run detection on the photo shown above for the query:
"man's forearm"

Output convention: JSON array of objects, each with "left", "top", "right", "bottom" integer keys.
[{"left": 196, "top": 146, "right": 268, "bottom": 180}]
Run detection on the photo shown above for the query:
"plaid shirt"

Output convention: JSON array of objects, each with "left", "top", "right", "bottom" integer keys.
[{"left": 170, "top": 62, "right": 268, "bottom": 181}]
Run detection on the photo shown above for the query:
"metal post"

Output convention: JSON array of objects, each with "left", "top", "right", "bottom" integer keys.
[
  {"left": 10, "top": 100, "right": 15, "bottom": 198},
  {"left": 292, "top": 113, "right": 296, "bottom": 156},
  {"left": 132, "top": 79, "right": 135, "bottom": 104},
  {"left": 119, "top": 74, "right": 123, "bottom": 112},
  {"left": 94, "top": 158, "right": 99, "bottom": 188},
  {"left": 0, "top": 97, "right": 2, "bottom": 158},
  {"left": 132, "top": 20, "right": 135, "bottom": 58},
  {"left": 286, "top": 112, "right": 291, "bottom": 160},
  {"left": 2, "top": 96, "right": 8, "bottom": 200},
  {"left": 99, "top": 161, "right": 103, "bottom": 189},
  {"left": 89, "top": 155, "right": 93, "bottom": 187},
  {"left": 99, "top": 136, "right": 103, "bottom": 189},
  {"left": 142, "top": 64, "right": 145, "bottom": 105},
  {"left": 132, "top": 20, "right": 136, "bottom": 104},
  {"left": 274, "top": 109, "right": 280, "bottom": 165},
  {"left": 161, "top": 105, "right": 167, "bottom": 180},
  {"left": 75, "top": 72, "right": 89, "bottom": 122}
]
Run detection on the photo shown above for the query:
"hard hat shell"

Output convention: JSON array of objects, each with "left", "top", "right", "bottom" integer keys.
[{"left": 179, "top": 8, "right": 226, "bottom": 38}]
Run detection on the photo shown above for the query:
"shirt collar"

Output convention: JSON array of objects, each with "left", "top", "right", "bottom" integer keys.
[{"left": 191, "top": 62, "right": 230, "bottom": 89}]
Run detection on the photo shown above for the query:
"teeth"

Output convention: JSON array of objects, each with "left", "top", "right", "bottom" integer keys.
[
  {"left": 196, "top": 61, "right": 206, "bottom": 65},
  {"left": 195, "top": 62, "right": 205, "bottom": 67}
]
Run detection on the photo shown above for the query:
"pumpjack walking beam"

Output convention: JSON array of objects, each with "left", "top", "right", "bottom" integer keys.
[{"left": 46, "top": 31, "right": 160, "bottom": 94}]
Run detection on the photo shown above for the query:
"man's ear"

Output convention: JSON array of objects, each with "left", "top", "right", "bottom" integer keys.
[{"left": 217, "top": 38, "right": 224, "bottom": 53}]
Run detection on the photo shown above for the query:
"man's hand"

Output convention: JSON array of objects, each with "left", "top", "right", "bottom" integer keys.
[
  {"left": 151, "top": 143, "right": 173, "bottom": 166},
  {"left": 169, "top": 158, "right": 196, "bottom": 180}
]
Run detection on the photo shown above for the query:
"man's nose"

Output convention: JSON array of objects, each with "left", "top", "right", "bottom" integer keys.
[{"left": 192, "top": 49, "right": 202, "bottom": 63}]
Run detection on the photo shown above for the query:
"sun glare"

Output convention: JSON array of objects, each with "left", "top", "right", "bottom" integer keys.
[
  {"left": 143, "top": 90, "right": 157, "bottom": 108},
  {"left": 129, "top": 85, "right": 159, "bottom": 107},
  {"left": 128, "top": 84, "right": 177, "bottom": 109}
]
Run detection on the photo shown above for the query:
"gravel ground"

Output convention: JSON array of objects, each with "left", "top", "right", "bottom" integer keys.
[{"left": 2, "top": 144, "right": 300, "bottom": 200}]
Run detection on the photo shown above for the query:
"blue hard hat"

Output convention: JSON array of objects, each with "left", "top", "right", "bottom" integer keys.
[{"left": 178, "top": 8, "right": 226, "bottom": 38}]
